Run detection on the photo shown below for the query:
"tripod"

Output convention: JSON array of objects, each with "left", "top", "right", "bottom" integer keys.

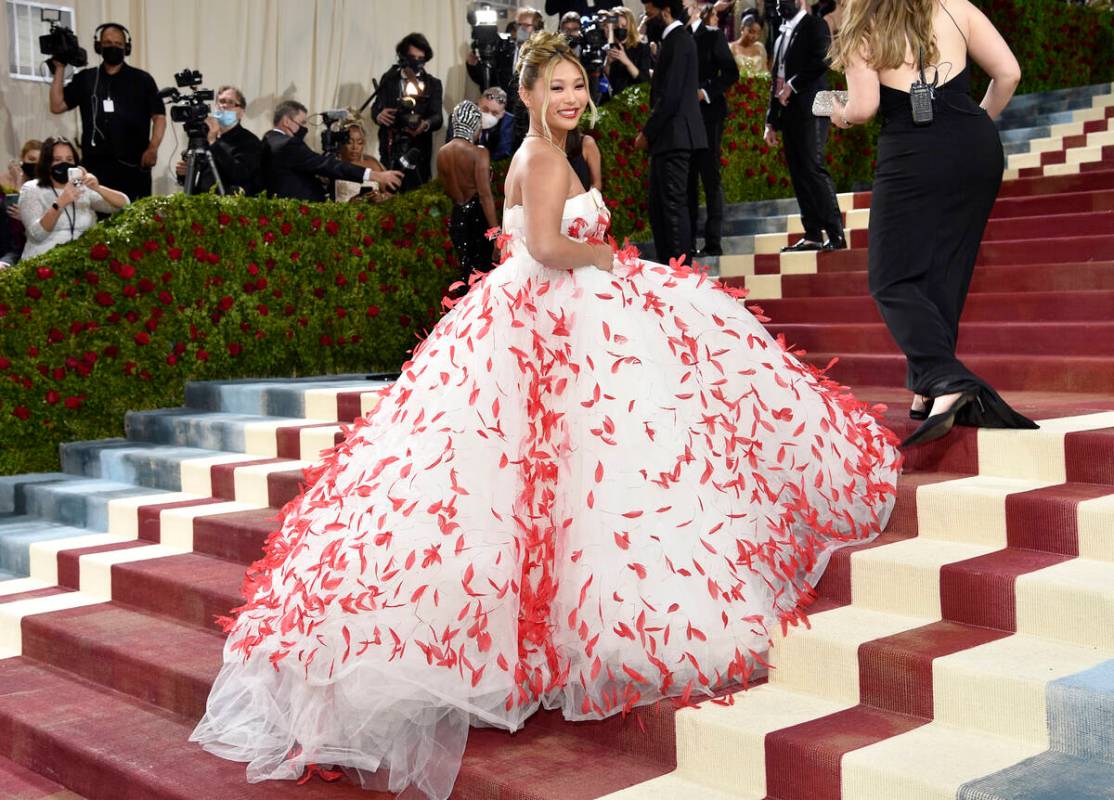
[{"left": 182, "top": 129, "right": 226, "bottom": 196}]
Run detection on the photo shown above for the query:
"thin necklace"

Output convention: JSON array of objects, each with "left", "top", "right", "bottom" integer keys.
[{"left": 524, "top": 132, "right": 567, "bottom": 155}]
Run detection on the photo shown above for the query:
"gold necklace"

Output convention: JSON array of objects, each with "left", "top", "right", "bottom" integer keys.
[{"left": 524, "top": 132, "right": 567, "bottom": 155}]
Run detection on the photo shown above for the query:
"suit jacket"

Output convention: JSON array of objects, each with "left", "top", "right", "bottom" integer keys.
[
  {"left": 766, "top": 13, "right": 831, "bottom": 130},
  {"left": 693, "top": 23, "right": 740, "bottom": 123},
  {"left": 261, "top": 130, "right": 365, "bottom": 202},
  {"left": 179, "top": 124, "right": 264, "bottom": 196},
  {"left": 643, "top": 25, "right": 708, "bottom": 155},
  {"left": 371, "top": 64, "right": 444, "bottom": 171},
  {"left": 480, "top": 112, "right": 516, "bottom": 161}
]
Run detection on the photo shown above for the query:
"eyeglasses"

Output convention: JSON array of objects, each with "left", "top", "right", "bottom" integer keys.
[{"left": 216, "top": 98, "right": 243, "bottom": 109}]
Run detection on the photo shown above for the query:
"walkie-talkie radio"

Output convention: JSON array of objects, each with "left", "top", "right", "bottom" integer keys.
[{"left": 909, "top": 46, "right": 936, "bottom": 126}]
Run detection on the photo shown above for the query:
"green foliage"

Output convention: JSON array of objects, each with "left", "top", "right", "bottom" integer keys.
[{"left": 0, "top": 189, "right": 458, "bottom": 474}]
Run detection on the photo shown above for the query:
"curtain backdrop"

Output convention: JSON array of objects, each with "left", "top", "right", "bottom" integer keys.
[{"left": 0, "top": 0, "right": 644, "bottom": 195}]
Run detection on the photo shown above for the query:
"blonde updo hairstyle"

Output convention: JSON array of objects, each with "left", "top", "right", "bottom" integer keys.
[{"left": 516, "top": 31, "right": 599, "bottom": 144}]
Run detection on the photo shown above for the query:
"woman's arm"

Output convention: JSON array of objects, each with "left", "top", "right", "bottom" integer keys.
[
  {"left": 520, "top": 148, "right": 611, "bottom": 272},
  {"left": 20, "top": 185, "right": 65, "bottom": 241},
  {"left": 582, "top": 135, "right": 603, "bottom": 191},
  {"left": 961, "top": 0, "right": 1020, "bottom": 118},
  {"left": 473, "top": 147, "right": 498, "bottom": 229},
  {"left": 831, "top": 48, "right": 880, "bottom": 128},
  {"left": 82, "top": 172, "right": 129, "bottom": 213}
]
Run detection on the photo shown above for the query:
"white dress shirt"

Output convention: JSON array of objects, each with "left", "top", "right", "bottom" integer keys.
[{"left": 774, "top": 7, "right": 808, "bottom": 91}]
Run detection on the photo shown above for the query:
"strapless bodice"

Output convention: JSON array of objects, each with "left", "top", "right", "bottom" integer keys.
[{"left": 501, "top": 188, "right": 611, "bottom": 256}]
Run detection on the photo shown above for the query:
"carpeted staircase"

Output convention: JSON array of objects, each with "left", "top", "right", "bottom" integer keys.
[{"left": 1, "top": 83, "right": 1113, "bottom": 800}]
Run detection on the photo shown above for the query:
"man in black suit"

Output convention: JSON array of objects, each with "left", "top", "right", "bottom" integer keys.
[
  {"left": 764, "top": 0, "right": 845, "bottom": 251},
  {"left": 636, "top": 0, "right": 708, "bottom": 263},
  {"left": 685, "top": 2, "right": 739, "bottom": 257},
  {"left": 262, "top": 100, "right": 372, "bottom": 202},
  {"left": 373, "top": 33, "right": 444, "bottom": 193}
]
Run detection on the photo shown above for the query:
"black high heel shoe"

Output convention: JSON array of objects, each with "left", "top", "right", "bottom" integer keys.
[
  {"left": 909, "top": 396, "right": 935, "bottom": 421},
  {"left": 902, "top": 392, "right": 976, "bottom": 447}
]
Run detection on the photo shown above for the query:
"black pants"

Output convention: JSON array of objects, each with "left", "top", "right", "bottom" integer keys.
[
  {"left": 781, "top": 109, "right": 842, "bottom": 243},
  {"left": 85, "top": 152, "right": 152, "bottom": 201},
  {"left": 687, "top": 113, "right": 725, "bottom": 251},
  {"left": 649, "top": 149, "right": 694, "bottom": 262}
]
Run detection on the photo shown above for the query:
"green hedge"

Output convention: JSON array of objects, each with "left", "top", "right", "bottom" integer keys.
[{"left": 0, "top": 190, "right": 459, "bottom": 474}]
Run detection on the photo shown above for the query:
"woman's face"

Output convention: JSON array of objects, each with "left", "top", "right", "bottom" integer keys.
[
  {"left": 25, "top": 149, "right": 41, "bottom": 166},
  {"left": 343, "top": 129, "right": 365, "bottom": 161},
  {"left": 523, "top": 59, "right": 588, "bottom": 135},
  {"left": 51, "top": 144, "right": 76, "bottom": 168},
  {"left": 741, "top": 22, "right": 761, "bottom": 46}
]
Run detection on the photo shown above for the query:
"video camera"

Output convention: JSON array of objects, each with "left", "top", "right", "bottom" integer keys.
[
  {"left": 159, "top": 68, "right": 215, "bottom": 140},
  {"left": 468, "top": 4, "right": 514, "bottom": 91},
  {"left": 38, "top": 9, "right": 87, "bottom": 68},
  {"left": 318, "top": 110, "right": 352, "bottom": 156},
  {"left": 571, "top": 13, "right": 610, "bottom": 73}
]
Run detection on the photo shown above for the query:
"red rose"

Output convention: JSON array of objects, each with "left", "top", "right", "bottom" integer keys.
[
  {"left": 158, "top": 291, "right": 173, "bottom": 305},
  {"left": 82, "top": 351, "right": 97, "bottom": 365},
  {"left": 227, "top": 342, "right": 243, "bottom": 356},
  {"left": 399, "top": 313, "right": 411, "bottom": 327},
  {"left": 85, "top": 271, "right": 100, "bottom": 285},
  {"left": 134, "top": 332, "right": 151, "bottom": 346},
  {"left": 144, "top": 239, "right": 159, "bottom": 252},
  {"left": 218, "top": 213, "right": 231, "bottom": 226},
  {"left": 334, "top": 274, "right": 348, "bottom": 287},
  {"left": 191, "top": 222, "right": 205, "bottom": 235},
  {"left": 36, "top": 267, "right": 54, "bottom": 280},
  {"left": 64, "top": 395, "right": 84, "bottom": 410},
  {"left": 167, "top": 248, "right": 183, "bottom": 261},
  {"left": 118, "top": 264, "right": 136, "bottom": 279},
  {"left": 138, "top": 278, "right": 155, "bottom": 293},
  {"left": 263, "top": 231, "right": 276, "bottom": 244},
  {"left": 90, "top": 243, "right": 110, "bottom": 261},
  {"left": 173, "top": 342, "right": 185, "bottom": 355},
  {"left": 335, "top": 306, "right": 347, "bottom": 319},
  {"left": 256, "top": 304, "right": 269, "bottom": 316},
  {"left": 193, "top": 246, "right": 207, "bottom": 260},
  {"left": 46, "top": 390, "right": 61, "bottom": 405},
  {"left": 123, "top": 285, "right": 138, "bottom": 298},
  {"left": 104, "top": 345, "right": 119, "bottom": 358},
  {"left": 48, "top": 328, "right": 64, "bottom": 343},
  {"left": 12, "top": 406, "right": 30, "bottom": 420},
  {"left": 196, "top": 349, "right": 209, "bottom": 361},
  {"left": 325, "top": 220, "right": 340, "bottom": 236},
  {"left": 144, "top": 319, "right": 158, "bottom": 333},
  {"left": 319, "top": 334, "right": 333, "bottom": 346},
  {"left": 218, "top": 296, "right": 234, "bottom": 311},
  {"left": 26, "top": 286, "right": 42, "bottom": 300},
  {"left": 280, "top": 222, "right": 293, "bottom": 236},
  {"left": 128, "top": 249, "right": 142, "bottom": 262},
  {"left": 0, "top": 357, "right": 10, "bottom": 370},
  {"left": 166, "top": 354, "right": 178, "bottom": 366},
  {"left": 207, "top": 252, "right": 220, "bottom": 265},
  {"left": 247, "top": 263, "right": 260, "bottom": 276}
]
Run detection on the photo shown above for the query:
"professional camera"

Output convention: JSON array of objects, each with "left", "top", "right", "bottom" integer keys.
[
  {"left": 576, "top": 13, "right": 609, "bottom": 72},
  {"left": 318, "top": 110, "right": 352, "bottom": 156},
  {"left": 394, "top": 68, "right": 431, "bottom": 131},
  {"left": 468, "top": 3, "right": 514, "bottom": 91},
  {"left": 160, "top": 69, "right": 224, "bottom": 195},
  {"left": 38, "top": 10, "right": 87, "bottom": 68}
]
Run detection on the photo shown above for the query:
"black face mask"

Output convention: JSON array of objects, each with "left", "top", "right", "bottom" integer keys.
[
  {"left": 403, "top": 57, "right": 426, "bottom": 72},
  {"left": 21, "top": 162, "right": 36, "bottom": 179},
  {"left": 777, "top": 0, "right": 800, "bottom": 19},
  {"left": 645, "top": 16, "right": 666, "bottom": 44},
  {"left": 50, "top": 162, "right": 75, "bottom": 184},
  {"left": 293, "top": 125, "right": 308, "bottom": 141},
  {"left": 101, "top": 46, "right": 125, "bottom": 66},
  {"left": 616, "top": 27, "right": 628, "bottom": 39}
]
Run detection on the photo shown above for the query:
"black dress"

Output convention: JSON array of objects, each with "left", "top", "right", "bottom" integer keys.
[
  {"left": 449, "top": 195, "right": 494, "bottom": 296},
  {"left": 868, "top": 63, "right": 1036, "bottom": 430}
]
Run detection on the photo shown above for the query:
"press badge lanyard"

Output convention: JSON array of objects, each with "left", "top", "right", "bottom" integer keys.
[{"left": 50, "top": 186, "right": 78, "bottom": 242}]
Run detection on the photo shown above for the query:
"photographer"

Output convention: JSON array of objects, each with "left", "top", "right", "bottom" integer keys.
[
  {"left": 48, "top": 23, "right": 165, "bottom": 201},
  {"left": 372, "top": 33, "right": 444, "bottom": 193},
  {"left": 174, "top": 85, "right": 263, "bottom": 195},
  {"left": 19, "top": 136, "right": 128, "bottom": 260},
  {"left": 262, "top": 101, "right": 370, "bottom": 202},
  {"left": 603, "top": 7, "right": 651, "bottom": 101},
  {"left": 466, "top": 6, "right": 543, "bottom": 96}
]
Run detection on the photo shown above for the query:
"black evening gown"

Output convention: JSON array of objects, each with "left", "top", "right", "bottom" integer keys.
[
  {"left": 867, "top": 64, "right": 1037, "bottom": 431},
  {"left": 449, "top": 195, "right": 494, "bottom": 293}
]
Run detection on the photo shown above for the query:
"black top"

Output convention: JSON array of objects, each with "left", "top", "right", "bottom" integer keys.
[
  {"left": 260, "top": 130, "right": 366, "bottom": 202},
  {"left": 371, "top": 65, "right": 444, "bottom": 158},
  {"left": 766, "top": 13, "right": 831, "bottom": 130},
  {"left": 692, "top": 22, "right": 740, "bottom": 121},
  {"left": 62, "top": 63, "right": 164, "bottom": 163},
  {"left": 643, "top": 26, "right": 708, "bottom": 155},
  {"left": 180, "top": 124, "right": 264, "bottom": 195},
  {"left": 605, "top": 41, "right": 651, "bottom": 99}
]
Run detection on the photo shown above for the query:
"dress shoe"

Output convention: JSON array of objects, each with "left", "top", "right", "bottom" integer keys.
[
  {"left": 909, "top": 396, "right": 934, "bottom": 421},
  {"left": 823, "top": 235, "right": 847, "bottom": 251},
  {"left": 901, "top": 392, "right": 975, "bottom": 447},
  {"left": 781, "top": 239, "right": 825, "bottom": 253},
  {"left": 695, "top": 244, "right": 723, "bottom": 257}
]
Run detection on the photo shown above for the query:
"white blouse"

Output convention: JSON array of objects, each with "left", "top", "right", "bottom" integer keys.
[{"left": 19, "top": 180, "right": 128, "bottom": 260}]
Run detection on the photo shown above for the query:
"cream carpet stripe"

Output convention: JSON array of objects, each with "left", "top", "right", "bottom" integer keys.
[
  {"left": 740, "top": 274, "right": 782, "bottom": 300},
  {"left": 79, "top": 544, "right": 187, "bottom": 599},
  {"left": 779, "top": 251, "right": 819, "bottom": 275},
  {"left": 158, "top": 500, "right": 263, "bottom": 551},
  {"left": 850, "top": 537, "right": 995, "bottom": 618},
  {"left": 1078, "top": 493, "right": 1114, "bottom": 563},
  {"left": 0, "top": 577, "right": 49, "bottom": 598},
  {"left": 601, "top": 773, "right": 758, "bottom": 800},
  {"left": 179, "top": 453, "right": 259, "bottom": 496},
  {"left": 359, "top": 392, "right": 383, "bottom": 416},
  {"left": 300, "top": 424, "right": 343, "bottom": 460},
  {"left": 105, "top": 491, "right": 198, "bottom": 538},
  {"left": 1015, "top": 558, "right": 1114, "bottom": 651},
  {"left": 233, "top": 460, "right": 309, "bottom": 507},
  {"left": 841, "top": 723, "right": 1044, "bottom": 800},
  {"left": 28, "top": 534, "right": 135, "bottom": 586},
  {"left": 977, "top": 412, "right": 1114, "bottom": 483},
  {"left": 754, "top": 233, "right": 789, "bottom": 254},
  {"left": 932, "top": 633, "right": 1113, "bottom": 746},
  {"left": 769, "top": 605, "right": 927, "bottom": 704},
  {"left": 303, "top": 387, "right": 358, "bottom": 421},
  {"left": 915, "top": 476, "right": 1052, "bottom": 547},
  {"left": 717, "top": 255, "right": 755, "bottom": 278},
  {"left": 0, "top": 591, "right": 103, "bottom": 656},
  {"left": 242, "top": 418, "right": 297, "bottom": 457}
]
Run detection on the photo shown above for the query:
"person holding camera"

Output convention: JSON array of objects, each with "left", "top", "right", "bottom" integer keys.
[
  {"left": 763, "top": 0, "right": 844, "bottom": 252},
  {"left": 174, "top": 85, "right": 263, "bottom": 196},
  {"left": 262, "top": 101, "right": 378, "bottom": 202},
  {"left": 48, "top": 23, "right": 164, "bottom": 202},
  {"left": 372, "top": 33, "right": 443, "bottom": 193},
  {"left": 19, "top": 136, "right": 128, "bottom": 260},
  {"left": 603, "top": 7, "right": 651, "bottom": 101}
]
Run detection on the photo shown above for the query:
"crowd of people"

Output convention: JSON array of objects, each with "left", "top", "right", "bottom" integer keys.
[{"left": 2, "top": 1, "right": 844, "bottom": 277}]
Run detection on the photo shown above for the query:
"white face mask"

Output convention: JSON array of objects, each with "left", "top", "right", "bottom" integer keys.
[{"left": 480, "top": 112, "right": 500, "bottom": 130}]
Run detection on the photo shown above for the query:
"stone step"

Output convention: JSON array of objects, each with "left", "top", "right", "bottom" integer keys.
[{"left": 184, "top": 377, "right": 390, "bottom": 420}]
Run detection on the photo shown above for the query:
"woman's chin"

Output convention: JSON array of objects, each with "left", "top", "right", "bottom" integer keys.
[{"left": 548, "top": 115, "right": 582, "bottom": 131}]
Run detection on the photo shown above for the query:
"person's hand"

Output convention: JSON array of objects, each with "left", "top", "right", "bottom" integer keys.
[
  {"left": 5, "top": 204, "right": 19, "bottom": 220},
  {"left": 6, "top": 160, "right": 21, "bottom": 187},
  {"left": 374, "top": 170, "right": 405, "bottom": 192},
  {"left": 376, "top": 108, "right": 397, "bottom": 127},
  {"left": 0, "top": 260, "right": 11, "bottom": 270},
  {"left": 205, "top": 116, "right": 220, "bottom": 142},
  {"left": 714, "top": 0, "right": 734, "bottom": 13},
  {"left": 777, "top": 83, "right": 793, "bottom": 106},
  {"left": 57, "top": 180, "right": 81, "bottom": 208},
  {"left": 140, "top": 146, "right": 158, "bottom": 169},
  {"left": 764, "top": 125, "right": 779, "bottom": 147},
  {"left": 415, "top": 119, "right": 431, "bottom": 135},
  {"left": 466, "top": 51, "right": 479, "bottom": 66},
  {"left": 80, "top": 170, "right": 100, "bottom": 190},
  {"left": 589, "top": 243, "right": 614, "bottom": 272},
  {"left": 634, "top": 132, "right": 648, "bottom": 151},
  {"left": 830, "top": 96, "right": 851, "bottom": 129},
  {"left": 175, "top": 159, "right": 187, "bottom": 177}
]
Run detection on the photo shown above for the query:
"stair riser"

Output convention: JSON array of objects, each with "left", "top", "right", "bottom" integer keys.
[
  {"left": 125, "top": 412, "right": 347, "bottom": 461},
  {"left": 184, "top": 378, "right": 385, "bottom": 421},
  {"left": 773, "top": 324, "right": 1114, "bottom": 357}
]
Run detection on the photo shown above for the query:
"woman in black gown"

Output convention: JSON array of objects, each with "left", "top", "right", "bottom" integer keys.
[{"left": 830, "top": 0, "right": 1036, "bottom": 445}]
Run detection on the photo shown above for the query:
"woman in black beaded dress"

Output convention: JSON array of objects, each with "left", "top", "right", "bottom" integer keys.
[{"left": 830, "top": 0, "right": 1036, "bottom": 446}]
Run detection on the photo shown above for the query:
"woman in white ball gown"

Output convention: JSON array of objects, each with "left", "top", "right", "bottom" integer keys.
[{"left": 192, "top": 32, "right": 901, "bottom": 800}]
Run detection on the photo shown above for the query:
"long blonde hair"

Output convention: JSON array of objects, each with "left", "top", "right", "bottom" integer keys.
[
  {"left": 517, "top": 31, "right": 599, "bottom": 143},
  {"left": 830, "top": 0, "right": 940, "bottom": 72}
]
